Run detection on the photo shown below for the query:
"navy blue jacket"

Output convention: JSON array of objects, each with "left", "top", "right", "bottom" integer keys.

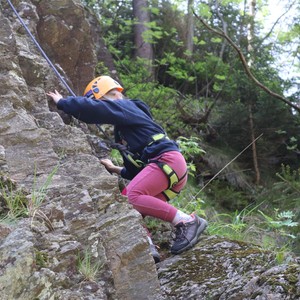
[{"left": 57, "top": 96, "right": 180, "bottom": 179}]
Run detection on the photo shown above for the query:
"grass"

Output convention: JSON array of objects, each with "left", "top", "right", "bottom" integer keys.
[
  {"left": 170, "top": 183, "right": 207, "bottom": 217},
  {"left": 0, "top": 164, "right": 59, "bottom": 230},
  {"left": 206, "top": 204, "right": 298, "bottom": 264},
  {"left": 77, "top": 249, "right": 103, "bottom": 282},
  {"left": 147, "top": 185, "right": 298, "bottom": 265},
  {"left": 27, "top": 164, "right": 59, "bottom": 230},
  {"left": 0, "top": 179, "right": 27, "bottom": 223}
]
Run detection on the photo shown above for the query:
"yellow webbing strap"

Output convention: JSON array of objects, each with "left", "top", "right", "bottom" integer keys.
[
  {"left": 155, "top": 161, "right": 187, "bottom": 201},
  {"left": 123, "top": 133, "right": 170, "bottom": 170},
  {"left": 149, "top": 161, "right": 179, "bottom": 201},
  {"left": 152, "top": 133, "right": 166, "bottom": 141},
  {"left": 163, "top": 189, "right": 180, "bottom": 201},
  {"left": 161, "top": 163, "right": 178, "bottom": 188},
  {"left": 148, "top": 133, "right": 169, "bottom": 146},
  {"left": 126, "top": 154, "right": 144, "bottom": 168}
]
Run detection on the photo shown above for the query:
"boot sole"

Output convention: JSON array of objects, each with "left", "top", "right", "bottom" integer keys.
[{"left": 171, "top": 216, "right": 208, "bottom": 255}]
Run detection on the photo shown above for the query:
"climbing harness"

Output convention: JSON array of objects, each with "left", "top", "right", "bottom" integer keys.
[
  {"left": 112, "top": 132, "right": 186, "bottom": 200},
  {"left": 147, "top": 133, "right": 187, "bottom": 200},
  {"left": 7, "top": 0, "right": 186, "bottom": 199},
  {"left": 116, "top": 132, "right": 186, "bottom": 200},
  {"left": 112, "top": 133, "right": 170, "bottom": 169},
  {"left": 110, "top": 142, "right": 144, "bottom": 168},
  {"left": 150, "top": 160, "right": 187, "bottom": 201}
]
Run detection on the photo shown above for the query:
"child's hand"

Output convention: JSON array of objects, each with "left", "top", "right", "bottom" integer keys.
[
  {"left": 100, "top": 158, "right": 115, "bottom": 172},
  {"left": 47, "top": 90, "right": 63, "bottom": 103},
  {"left": 100, "top": 158, "right": 122, "bottom": 175}
]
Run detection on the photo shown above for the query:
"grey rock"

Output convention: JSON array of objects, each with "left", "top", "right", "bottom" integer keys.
[{"left": 0, "top": 1, "right": 299, "bottom": 300}]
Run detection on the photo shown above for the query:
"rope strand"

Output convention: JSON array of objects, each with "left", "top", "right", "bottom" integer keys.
[
  {"left": 7, "top": 0, "right": 76, "bottom": 97},
  {"left": 6, "top": 0, "right": 117, "bottom": 152}
]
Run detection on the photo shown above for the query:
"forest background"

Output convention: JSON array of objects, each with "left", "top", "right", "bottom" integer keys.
[{"left": 83, "top": 0, "right": 300, "bottom": 260}]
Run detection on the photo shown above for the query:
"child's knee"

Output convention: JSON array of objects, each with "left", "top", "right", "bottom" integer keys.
[{"left": 126, "top": 187, "right": 141, "bottom": 205}]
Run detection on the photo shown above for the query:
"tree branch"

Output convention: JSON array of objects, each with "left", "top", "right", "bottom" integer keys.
[
  {"left": 260, "top": 0, "right": 297, "bottom": 46},
  {"left": 193, "top": 11, "right": 300, "bottom": 113}
]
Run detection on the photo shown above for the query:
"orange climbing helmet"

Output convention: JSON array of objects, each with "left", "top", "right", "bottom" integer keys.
[{"left": 83, "top": 76, "right": 123, "bottom": 99}]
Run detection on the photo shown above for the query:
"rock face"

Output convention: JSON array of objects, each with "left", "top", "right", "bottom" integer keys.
[
  {"left": 159, "top": 236, "right": 300, "bottom": 299},
  {"left": 0, "top": 1, "right": 160, "bottom": 299},
  {"left": 0, "top": 1, "right": 299, "bottom": 300}
]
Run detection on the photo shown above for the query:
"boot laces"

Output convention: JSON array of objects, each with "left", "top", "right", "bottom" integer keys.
[{"left": 173, "top": 222, "right": 187, "bottom": 242}]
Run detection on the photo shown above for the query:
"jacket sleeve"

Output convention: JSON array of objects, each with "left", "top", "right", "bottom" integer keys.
[
  {"left": 119, "top": 154, "right": 142, "bottom": 180},
  {"left": 57, "top": 96, "right": 126, "bottom": 125},
  {"left": 120, "top": 168, "right": 134, "bottom": 180}
]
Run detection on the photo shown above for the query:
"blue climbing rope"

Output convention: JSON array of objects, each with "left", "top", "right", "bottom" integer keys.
[
  {"left": 6, "top": 0, "right": 115, "bottom": 143},
  {"left": 6, "top": 0, "right": 76, "bottom": 97}
]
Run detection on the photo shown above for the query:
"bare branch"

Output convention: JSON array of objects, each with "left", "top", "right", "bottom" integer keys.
[
  {"left": 193, "top": 11, "right": 300, "bottom": 113},
  {"left": 260, "top": 0, "right": 297, "bottom": 45}
]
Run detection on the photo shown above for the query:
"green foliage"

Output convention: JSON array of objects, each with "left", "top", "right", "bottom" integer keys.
[
  {"left": 0, "top": 181, "right": 27, "bottom": 222},
  {"left": 207, "top": 203, "right": 298, "bottom": 262},
  {"left": 202, "top": 163, "right": 299, "bottom": 254},
  {"left": 30, "top": 164, "right": 59, "bottom": 213},
  {"left": 176, "top": 136, "right": 206, "bottom": 176},
  {"left": 207, "top": 202, "right": 261, "bottom": 239},
  {"left": 273, "top": 245, "right": 292, "bottom": 265},
  {"left": 205, "top": 180, "right": 251, "bottom": 211},
  {"left": 27, "top": 164, "right": 59, "bottom": 231},
  {"left": 0, "top": 164, "right": 58, "bottom": 230},
  {"left": 258, "top": 209, "right": 298, "bottom": 262},
  {"left": 259, "top": 209, "right": 298, "bottom": 235},
  {"left": 195, "top": 2, "right": 212, "bottom": 18},
  {"left": 110, "top": 149, "right": 123, "bottom": 166},
  {"left": 171, "top": 185, "right": 207, "bottom": 217},
  {"left": 286, "top": 136, "right": 299, "bottom": 152},
  {"left": 257, "top": 165, "right": 300, "bottom": 211},
  {"left": 176, "top": 136, "right": 205, "bottom": 158},
  {"left": 275, "top": 164, "right": 300, "bottom": 199},
  {"left": 140, "top": 21, "right": 164, "bottom": 44},
  {"left": 207, "top": 212, "right": 247, "bottom": 240},
  {"left": 77, "top": 249, "right": 103, "bottom": 282},
  {"left": 95, "top": 61, "right": 110, "bottom": 77},
  {"left": 118, "top": 57, "right": 154, "bottom": 87},
  {"left": 82, "top": 0, "right": 300, "bottom": 258}
]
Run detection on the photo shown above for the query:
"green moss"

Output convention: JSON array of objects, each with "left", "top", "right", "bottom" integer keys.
[
  {"left": 35, "top": 250, "right": 48, "bottom": 268},
  {"left": 257, "top": 264, "right": 300, "bottom": 297},
  {"left": 284, "top": 264, "right": 300, "bottom": 296},
  {"left": 159, "top": 237, "right": 229, "bottom": 285}
]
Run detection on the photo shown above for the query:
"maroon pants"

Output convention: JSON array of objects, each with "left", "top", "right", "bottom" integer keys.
[{"left": 123, "top": 151, "right": 188, "bottom": 222}]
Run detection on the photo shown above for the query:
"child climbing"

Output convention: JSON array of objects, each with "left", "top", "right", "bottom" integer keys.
[{"left": 47, "top": 75, "right": 207, "bottom": 263}]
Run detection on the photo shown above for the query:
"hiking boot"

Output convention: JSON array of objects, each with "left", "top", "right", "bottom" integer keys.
[
  {"left": 170, "top": 214, "right": 207, "bottom": 255},
  {"left": 149, "top": 244, "right": 161, "bottom": 263}
]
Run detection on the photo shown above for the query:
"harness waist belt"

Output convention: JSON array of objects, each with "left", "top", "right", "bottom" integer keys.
[
  {"left": 122, "top": 133, "right": 169, "bottom": 168},
  {"left": 147, "top": 133, "right": 169, "bottom": 147}
]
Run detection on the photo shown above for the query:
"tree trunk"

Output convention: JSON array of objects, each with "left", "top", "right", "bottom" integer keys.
[
  {"left": 214, "top": 0, "right": 227, "bottom": 60},
  {"left": 247, "top": 0, "right": 256, "bottom": 67},
  {"left": 247, "top": 0, "right": 260, "bottom": 185},
  {"left": 185, "top": 0, "right": 194, "bottom": 54},
  {"left": 249, "top": 104, "right": 260, "bottom": 184},
  {"left": 132, "top": 0, "right": 153, "bottom": 76}
]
